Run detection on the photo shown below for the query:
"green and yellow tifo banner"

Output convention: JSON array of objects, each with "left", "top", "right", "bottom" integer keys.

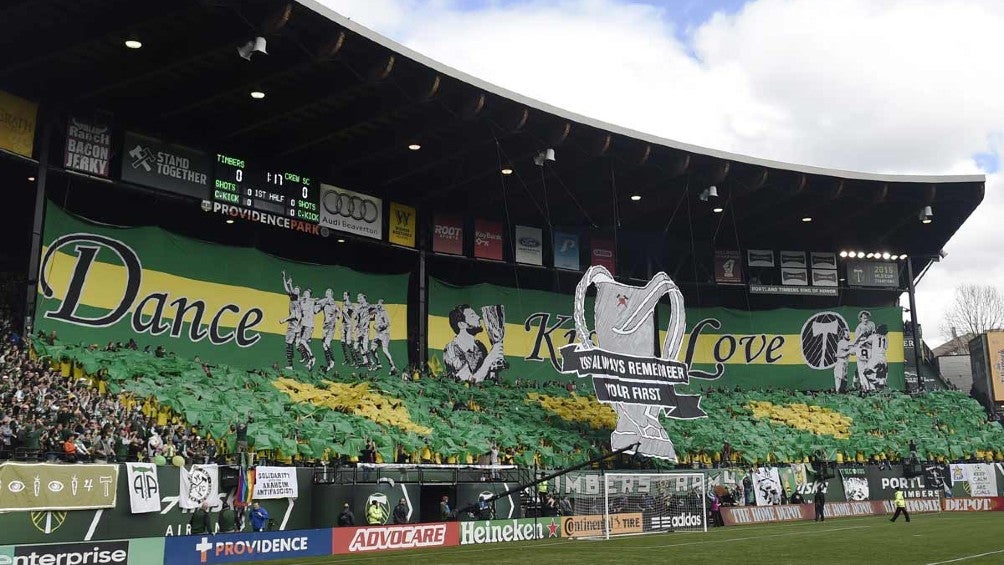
[
  {"left": 428, "top": 279, "right": 904, "bottom": 390},
  {"left": 35, "top": 204, "right": 408, "bottom": 373}
]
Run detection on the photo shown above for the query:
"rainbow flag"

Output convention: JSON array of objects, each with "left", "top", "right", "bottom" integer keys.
[{"left": 235, "top": 467, "right": 255, "bottom": 507}]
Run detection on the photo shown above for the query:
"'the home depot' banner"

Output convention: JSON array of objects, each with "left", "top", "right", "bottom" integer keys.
[
  {"left": 428, "top": 279, "right": 903, "bottom": 388},
  {"left": 35, "top": 203, "right": 408, "bottom": 373}
]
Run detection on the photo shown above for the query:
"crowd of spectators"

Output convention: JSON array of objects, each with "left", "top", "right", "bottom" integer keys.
[{"left": 0, "top": 314, "right": 225, "bottom": 464}]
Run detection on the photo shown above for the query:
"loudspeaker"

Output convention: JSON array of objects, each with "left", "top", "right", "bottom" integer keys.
[
  {"left": 238, "top": 36, "right": 268, "bottom": 61},
  {"left": 219, "top": 465, "right": 240, "bottom": 489}
]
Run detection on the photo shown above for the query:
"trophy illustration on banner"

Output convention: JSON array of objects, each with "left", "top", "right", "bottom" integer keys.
[
  {"left": 559, "top": 266, "right": 711, "bottom": 460},
  {"left": 481, "top": 304, "right": 509, "bottom": 372}
]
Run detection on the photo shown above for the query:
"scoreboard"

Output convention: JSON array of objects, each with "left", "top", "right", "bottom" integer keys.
[
  {"left": 212, "top": 153, "right": 319, "bottom": 223},
  {"left": 846, "top": 260, "right": 900, "bottom": 288}
]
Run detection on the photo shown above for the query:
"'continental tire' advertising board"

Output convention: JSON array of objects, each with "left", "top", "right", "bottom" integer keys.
[{"left": 560, "top": 513, "right": 642, "bottom": 538}]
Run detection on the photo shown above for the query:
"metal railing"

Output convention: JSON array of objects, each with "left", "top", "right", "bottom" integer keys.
[{"left": 312, "top": 464, "right": 530, "bottom": 485}]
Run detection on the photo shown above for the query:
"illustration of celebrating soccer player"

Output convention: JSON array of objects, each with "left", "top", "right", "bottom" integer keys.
[
  {"left": 370, "top": 299, "right": 397, "bottom": 374},
  {"left": 280, "top": 271, "right": 302, "bottom": 370}
]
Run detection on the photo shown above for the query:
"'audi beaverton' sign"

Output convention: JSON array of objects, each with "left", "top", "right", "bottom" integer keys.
[{"left": 319, "top": 184, "right": 383, "bottom": 240}]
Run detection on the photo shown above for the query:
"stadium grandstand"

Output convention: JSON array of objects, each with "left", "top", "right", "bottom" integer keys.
[{"left": 1, "top": 0, "right": 1003, "bottom": 562}]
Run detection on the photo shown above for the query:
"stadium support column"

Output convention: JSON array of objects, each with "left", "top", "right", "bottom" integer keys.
[
  {"left": 418, "top": 249, "right": 427, "bottom": 369},
  {"left": 906, "top": 258, "right": 924, "bottom": 392},
  {"left": 23, "top": 113, "right": 53, "bottom": 335}
]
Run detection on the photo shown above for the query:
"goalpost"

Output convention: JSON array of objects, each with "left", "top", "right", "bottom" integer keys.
[{"left": 564, "top": 472, "right": 708, "bottom": 540}]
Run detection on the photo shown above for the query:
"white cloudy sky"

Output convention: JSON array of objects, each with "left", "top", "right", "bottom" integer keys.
[{"left": 318, "top": 0, "right": 1002, "bottom": 345}]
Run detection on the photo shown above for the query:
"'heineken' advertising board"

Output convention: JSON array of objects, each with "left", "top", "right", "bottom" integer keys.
[
  {"left": 428, "top": 279, "right": 903, "bottom": 389},
  {"left": 460, "top": 518, "right": 561, "bottom": 545},
  {"left": 35, "top": 204, "right": 408, "bottom": 373}
]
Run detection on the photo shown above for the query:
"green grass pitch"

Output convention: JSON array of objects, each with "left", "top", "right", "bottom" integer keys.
[{"left": 270, "top": 513, "right": 1004, "bottom": 565}]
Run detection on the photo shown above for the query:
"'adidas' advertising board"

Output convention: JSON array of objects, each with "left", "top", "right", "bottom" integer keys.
[{"left": 649, "top": 513, "right": 704, "bottom": 530}]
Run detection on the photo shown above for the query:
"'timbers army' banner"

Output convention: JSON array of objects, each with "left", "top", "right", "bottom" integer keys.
[
  {"left": 36, "top": 204, "right": 408, "bottom": 374},
  {"left": 428, "top": 279, "right": 903, "bottom": 390}
]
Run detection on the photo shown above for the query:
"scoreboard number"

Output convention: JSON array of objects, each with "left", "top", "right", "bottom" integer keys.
[{"left": 212, "top": 152, "right": 318, "bottom": 224}]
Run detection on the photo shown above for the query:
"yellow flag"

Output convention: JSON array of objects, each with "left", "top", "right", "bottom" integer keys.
[
  {"left": 0, "top": 90, "right": 37, "bottom": 157},
  {"left": 427, "top": 355, "right": 444, "bottom": 377},
  {"left": 388, "top": 202, "right": 416, "bottom": 247}
]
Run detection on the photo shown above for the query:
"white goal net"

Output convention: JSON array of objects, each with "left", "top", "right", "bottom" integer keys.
[{"left": 559, "top": 472, "right": 708, "bottom": 539}]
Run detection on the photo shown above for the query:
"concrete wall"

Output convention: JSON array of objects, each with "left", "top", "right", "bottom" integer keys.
[{"left": 938, "top": 354, "right": 973, "bottom": 392}]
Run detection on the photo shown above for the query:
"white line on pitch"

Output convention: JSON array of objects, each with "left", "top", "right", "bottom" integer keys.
[
  {"left": 926, "top": 549, "right": 1004, "bottom": 565},
  {"left": 616, "top": 525, "right": 870, "bottom": 552}
]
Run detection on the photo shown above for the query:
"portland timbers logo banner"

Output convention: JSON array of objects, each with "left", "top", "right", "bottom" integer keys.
[
  {"left": 428, "top": 278, "right": 903, "bottom": 390},
  {"left": 35, "top": 203, "right": 408, "bottom": 373},
  {"left": 657, "top": 304, "right": 905, "bottom": 392}
]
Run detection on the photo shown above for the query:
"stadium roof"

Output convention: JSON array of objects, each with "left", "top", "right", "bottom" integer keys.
[{"left": 0, "top": 0, "right": 985, "bottom": 292}]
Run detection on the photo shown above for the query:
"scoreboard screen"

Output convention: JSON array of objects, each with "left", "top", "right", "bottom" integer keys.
[
  {"left": 846, "top": 260, "right": 900, "bottom": 288},
  {"left": 213, "top": 153, "right": 318, "bottom": 223}
]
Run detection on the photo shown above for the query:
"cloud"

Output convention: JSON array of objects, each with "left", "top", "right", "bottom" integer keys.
[
  {"left": 319, "top": 0, "right": 1003, "bottom": 343},
  {"left": 914, "top": 171, "right": 1004, "bottom": 342}
]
